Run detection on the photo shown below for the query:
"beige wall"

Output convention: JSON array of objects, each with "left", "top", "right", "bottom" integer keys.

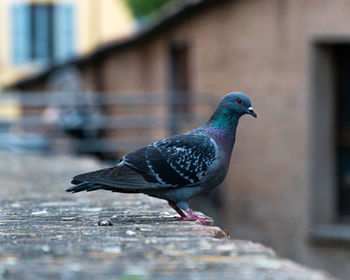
[{"left": 75, "top": 0, "right": 133, "bottom": 55}]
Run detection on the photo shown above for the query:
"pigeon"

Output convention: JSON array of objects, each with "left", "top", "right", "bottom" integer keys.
[{"left": 66, "top": 92, "right": 257, "bottom": 225}]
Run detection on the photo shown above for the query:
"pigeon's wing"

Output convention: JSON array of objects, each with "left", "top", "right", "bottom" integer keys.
[
  {"left": 126, "top": 133, "right": 217, "bottom": 187},
  {"left": 70, "top": 133, "right": 217, "bottom": 192}
]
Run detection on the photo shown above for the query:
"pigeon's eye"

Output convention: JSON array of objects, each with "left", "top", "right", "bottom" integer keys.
[{"left": 237, "top": 98, "right": 243, "bottom": 104}]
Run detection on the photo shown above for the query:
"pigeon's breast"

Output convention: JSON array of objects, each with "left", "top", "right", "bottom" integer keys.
[{"left": 200, "top": 141, "right": 229, "bottom": 189}]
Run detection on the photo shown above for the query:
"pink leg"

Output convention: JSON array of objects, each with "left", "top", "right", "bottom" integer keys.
[
  {"left": 168, "top": 201, "right": 187, "bottom": 218},
  {"left": 184, "top": 209, "right": 207, "bottom": 226}
]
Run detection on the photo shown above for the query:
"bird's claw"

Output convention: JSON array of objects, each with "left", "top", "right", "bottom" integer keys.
[
  {"left": 175, "top": 214, "right": 207, "bottom": 226},
  {"left": 168, "top": 202, "right": 207, "bottom": 225}
]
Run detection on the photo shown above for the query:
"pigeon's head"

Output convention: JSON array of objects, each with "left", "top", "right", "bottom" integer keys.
[{"left": 219, "top": 92, "right": 257, "bottom": 118}]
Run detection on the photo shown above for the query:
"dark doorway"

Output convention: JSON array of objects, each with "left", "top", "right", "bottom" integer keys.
[
  {"left": 335, "top": 45, "right": 350, "bottom": 219},
  {"left": 168, "top": 41, "right": 191, "bottom": 134}
]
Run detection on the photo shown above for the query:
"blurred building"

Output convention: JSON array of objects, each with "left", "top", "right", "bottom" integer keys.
[
  {"left": 6, "top": 0, "right": 350, "bottom": 278},
  {"left": 0, "top": 0, "right": 133, "bottom": 89}
]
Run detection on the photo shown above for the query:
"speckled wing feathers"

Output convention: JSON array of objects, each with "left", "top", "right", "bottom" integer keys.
[
  {"left": 151, "top": 134, "right": 216, "bottom": 185},
  {"left": 124, "top": 133, "right": 216, "bottom": 188}
]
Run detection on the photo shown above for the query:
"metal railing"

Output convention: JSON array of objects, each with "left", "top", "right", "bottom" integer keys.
[{"left": 0, "top": 91, "right": 216, "bottom": 156}]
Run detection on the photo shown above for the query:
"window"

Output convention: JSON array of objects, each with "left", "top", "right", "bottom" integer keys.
[
  {"left": 31, "top": 4, "right": 54, "bottom": 63},
  {"left": 168, "top": 41, "right": 191, "bottom": 134},
  {"left": 11, "top": 3, "right": 74, "bottom": 65},
  {"left": 311, "top": 42, "right": 350, "bottom": 241},
  {"left": 334, "top": 45, "right": 350, "bottom": 220}
]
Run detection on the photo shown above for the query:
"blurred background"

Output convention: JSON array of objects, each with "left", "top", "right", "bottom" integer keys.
[{"left": 1, "top": 0, "right": 350, "bottom": 278}]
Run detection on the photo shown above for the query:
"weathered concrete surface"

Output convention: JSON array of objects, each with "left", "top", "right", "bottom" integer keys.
[{"left": 0, "top": 151, "right": 336, "bottom": 280}]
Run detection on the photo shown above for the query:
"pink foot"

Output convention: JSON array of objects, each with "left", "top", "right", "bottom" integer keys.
[
  {"left": 184, "top": 209, "right": 207, "bottom": 226},
  {"left": 168, "top": 202, "right": 207, "bottom": 225}
]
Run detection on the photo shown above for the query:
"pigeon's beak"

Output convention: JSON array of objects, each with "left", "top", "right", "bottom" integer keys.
[{"left": 247, "top": 107, "right": 257, "bottom": 118}]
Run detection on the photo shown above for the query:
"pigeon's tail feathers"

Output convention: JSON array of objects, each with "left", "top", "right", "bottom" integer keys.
[
  {"left": 66, "top": 182, "right": 102, "bottom": 193},
  {"left": 67, "top": 163, "right": 160, "bottom": 193},
  {"left": 66, "top": 181, "right": 140, "bottom": 194}
]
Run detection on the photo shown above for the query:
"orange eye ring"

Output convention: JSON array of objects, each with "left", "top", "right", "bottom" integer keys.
[{"left": 237, "top": 98, "right": 243, "bottom": 104}]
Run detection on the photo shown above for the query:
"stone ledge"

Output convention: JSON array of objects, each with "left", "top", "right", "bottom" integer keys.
[{"left": 0, "top": 152, "right": 337, "bottom": 280}]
